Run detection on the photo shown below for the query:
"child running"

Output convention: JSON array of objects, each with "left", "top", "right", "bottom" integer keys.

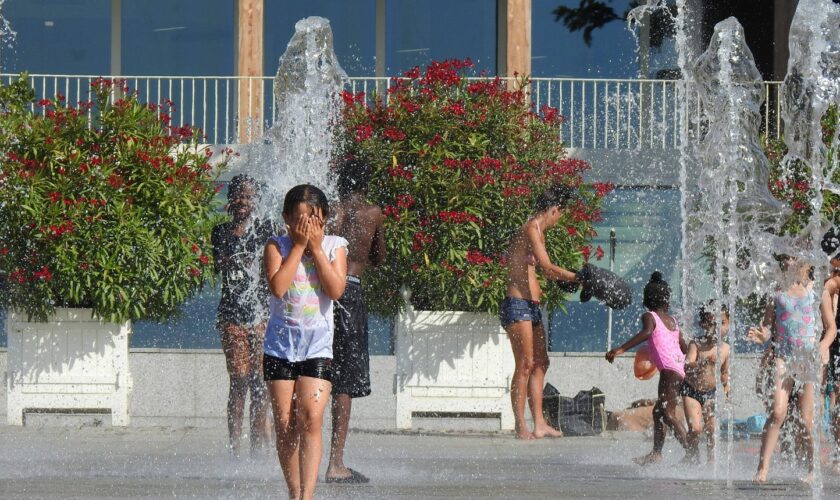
[
  {"left": 747, "top": 254, "right": 836, "bottom": 483},
  {"left": 682, "top": 302, "right": 730, "bottom": 464},
  {"left": 606, "top": 272, "right": 690, "bottom": 465},
  {"left": 501, "top": 185, "right": 579, "bottom": 440},
  {"left": 263, "top": 185, "right": 348, "bottom": 500}
]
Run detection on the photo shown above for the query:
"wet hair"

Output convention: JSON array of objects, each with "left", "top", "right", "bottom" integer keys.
[
  {"left": 822, "top": 227, "right": 840, "bottom": 258},
  {"left": 336, "top": 159, "right": 372, "bottom": 197},
  {"left": 227, "top": 174, "right": 259, "bottom": 201},
  {"left": 534, "top": 184, "right": 575, "bottom": 213},
  {"left": 283, "top": 184, "right": 330, "bottom": 220},
  {"left": 643, "top": 271, "right": 670, "bottom": 310},
  {"left": 698, "top": 300, "right": 729, "bottom": 325}
]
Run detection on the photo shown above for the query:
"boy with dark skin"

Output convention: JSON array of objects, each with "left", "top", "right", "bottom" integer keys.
[{"left": 325, "top": 160, "right": 385, "bottom": 483}]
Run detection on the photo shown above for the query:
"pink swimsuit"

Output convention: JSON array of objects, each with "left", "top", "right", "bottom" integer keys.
[{"left": 647, "top": 312, "right": 685, "bottom": 378}]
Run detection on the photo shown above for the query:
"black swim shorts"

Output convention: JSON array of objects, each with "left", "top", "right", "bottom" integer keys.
[
  {"left": 331, "top": 277, "right": 372, "bottom": 398},
  {"left": 263, "top": 354, "right": 332, "bottom": 382}
]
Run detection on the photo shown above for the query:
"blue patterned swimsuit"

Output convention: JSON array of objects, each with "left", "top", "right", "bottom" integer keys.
[{"left": 774, "top": 289, "right": 818, "bottom": 382}]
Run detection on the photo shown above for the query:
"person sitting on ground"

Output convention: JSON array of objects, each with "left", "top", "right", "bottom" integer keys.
[
  {"left": 324, "top": 160, "right": 385, "bottom": 484},
  {"left": 606, "top": 272, "right": 691, "bottom": 465},
  {"left": 501, "top": 185, "right": 579, "bottom": 440},
  {"left": 212, "top": 174, "right": 275, "bottom": 458},
  {"left": 682, "top": 302, "right": 730, "bottom": 464}
]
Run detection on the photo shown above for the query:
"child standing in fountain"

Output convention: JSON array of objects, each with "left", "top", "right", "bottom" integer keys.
[
  {"left": 606, "top": 272, "right": 690, "bottom": 465},
  {"left": 263, "top": 185, "right": 347, "bottom": 500},
  {"left": 747, "top": 254, "right": 836, "bottom": 483},
  {"left": 682, "top": 302, "right": 731, "bottom": 464},
  {"left": 501, "top": 185, "right": 579, "bottom": 440}
]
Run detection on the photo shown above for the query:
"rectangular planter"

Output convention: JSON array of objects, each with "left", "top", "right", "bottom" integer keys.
[
  {"left": 395, "top": 305, "right": 515, "bottom": 430},
  {"left": 6, "top": 308, "right": 132, "bottom": 426}
]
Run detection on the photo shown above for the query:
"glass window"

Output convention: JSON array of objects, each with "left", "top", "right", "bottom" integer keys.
[
  {"left": 532, "top": 0, "right": 639, "bottom": 77},
  {"left": 1, "top": 0, "right": 111, "bottom": 75},
  {"left": 122, "top": 0, "right": 234, "bottom": 76},
  {"left": 264, "top": 0, "right": 376, "bottom": 77},
  {"left": 549, "top": 187, "right": 683, "bottom": 351},
  {"left": 386, "top": 0, "right": 496, "bottom": 76}
]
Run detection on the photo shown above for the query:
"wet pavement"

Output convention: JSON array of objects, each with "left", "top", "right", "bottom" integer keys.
[{"left": 0, "top": 424, "right": 838, "bottom": 498}]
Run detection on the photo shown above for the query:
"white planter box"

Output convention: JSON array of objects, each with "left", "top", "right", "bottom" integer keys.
[
  {"left": 395, "top": 302, "right": 515, "bottom": 430},
  {"left": 6, "top": 308, "right": 132, "bottom": 426}
]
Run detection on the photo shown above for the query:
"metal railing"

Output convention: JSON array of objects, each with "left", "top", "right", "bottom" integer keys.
[{"left": 1, "top": 73, "right": 784, "bottom": 148}]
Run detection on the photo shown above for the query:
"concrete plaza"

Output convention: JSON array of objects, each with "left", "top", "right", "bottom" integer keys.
[{"left": 1, "top": 423, "right": 838, "bottom": 499}]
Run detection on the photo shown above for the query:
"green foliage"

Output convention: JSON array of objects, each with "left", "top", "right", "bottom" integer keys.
[
  {"left": 0, "top": 74, "right": 233, "bottom": 322},
  {"left": 336, "top": 60, "right": 611, "bottom": 316},
  {"left": 765, "top": 105, "right": 838, "bottom": 234}
]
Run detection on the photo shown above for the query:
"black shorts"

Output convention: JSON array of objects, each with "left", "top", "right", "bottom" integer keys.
[
  {"left": 263, "top": 354, "right": 332, "bottom": 382},
  {"left": 331, "top": 277, "right": 372, "bottom": 398},
  {"left": 680, "top": 380, "right": 716, "bottom": 406}
]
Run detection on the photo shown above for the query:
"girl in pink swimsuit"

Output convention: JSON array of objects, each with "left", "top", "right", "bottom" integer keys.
[{"left": 606, "top": 272, "right": 690, "bottom": 465}]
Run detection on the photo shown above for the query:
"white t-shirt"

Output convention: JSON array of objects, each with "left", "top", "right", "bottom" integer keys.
[{"left": 264, "top": 234, "right": 348, "bottom": 361}]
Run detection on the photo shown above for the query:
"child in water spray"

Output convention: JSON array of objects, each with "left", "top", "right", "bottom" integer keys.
[
  {"left": 606, "top": 272, "right": 691, "bottom": 465},
  {"left": 263, "top": 184, "right": 348, "bottom": 500}
]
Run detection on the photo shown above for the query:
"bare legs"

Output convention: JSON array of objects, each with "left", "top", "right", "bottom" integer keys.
[
  {"left": 221, "top": 323, "right": 271, "bottom": 457},
  {"left": 635, "top": 370, "right": 689, "bottom": 465},
  {"left": 507, "top": 320, "right": 563, "bottom": 440},
  {"left": 327, "top": 393, "right": 355, "bottom": 479},
  {"left": 269, "top": 377, "right": 332, "bottom": 500},
  {"left": 755, "top": 367, "right": 815, "bottom": 483},
  {"left": 683, "top": 396, "right": 716, "bottom": 464}
]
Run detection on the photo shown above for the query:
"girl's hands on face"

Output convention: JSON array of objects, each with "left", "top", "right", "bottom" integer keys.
[
  {"left": 307, "top": 213, "right": 325, "bottom": 250},
  {"left": 290, "top": 213, "right": 311, "bottom": 247}
]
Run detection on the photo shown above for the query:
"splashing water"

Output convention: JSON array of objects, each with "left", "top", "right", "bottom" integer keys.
[
  {"left": 234, "top": 16, "right": 346, "bottom": 211},
  {"left": 671, "top": 0, "right": 840, "bottom": 490},
  {"left": 0, "top": 0, "right": 16, "bottom": 72},
  {"left": 224, "top": 16, "right": 347, "bottom": 322}
]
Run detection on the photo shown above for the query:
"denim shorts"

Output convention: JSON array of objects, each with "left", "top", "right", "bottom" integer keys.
[{"left": 499, "top": 297, "right": 542, "bottom": 328}]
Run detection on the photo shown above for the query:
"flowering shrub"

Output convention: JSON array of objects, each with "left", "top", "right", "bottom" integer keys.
[
  {"left": 336, "top": 59, "right": 611, "bottom": 315},
  {"left": 765, "top": 105, "right": 838, "bottom": 234},
  {"left": 0, "top": 75, "right": 233, "bottom": 322}
]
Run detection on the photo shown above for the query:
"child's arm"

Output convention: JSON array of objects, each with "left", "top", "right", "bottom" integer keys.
[
  {"left": 605, "top": 312, "right": 655, "bottom": 363},
  {"left": 528, "top": 223, "right": 577, "bottom": 282},
  {"left": 307, "top": 222, "right": 347, "bottom": 301},
  {"left": 720, "top": 342, "right": 731, "bottom": 397},
  {"left": 747, "top": 298, "right": 775, "bottom": 345},
  {"left": 683, "top": 341, "right": 698, "bottom": 369},
  {"left": 265, "top": 217, "right": 309, "bottom": 298},
  {"left": 820, "top": 281, "right": 838, "bottom": 363},
  {"left": 678, "top": 328, "right": 689, "bottom": 354}
]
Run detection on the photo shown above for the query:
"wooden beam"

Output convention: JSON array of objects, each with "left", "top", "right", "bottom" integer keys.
[
  {"left": 237, "top": 0, "right": 264, "bottom": 143},
  {"left": 499, "top": 0, "right": 531, "bottom": 86}
]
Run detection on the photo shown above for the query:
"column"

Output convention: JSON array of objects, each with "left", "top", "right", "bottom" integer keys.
[
  {"left": 498, "top": 0, "right": 531, "bottom": 86},
  {"left": 236, "top": 0, "right": 264, "bottom": 143}
]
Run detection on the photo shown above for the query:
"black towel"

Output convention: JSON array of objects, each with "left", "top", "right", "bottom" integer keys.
[{"left": 576, "top": 263, "right": 632, "bottom": 310}]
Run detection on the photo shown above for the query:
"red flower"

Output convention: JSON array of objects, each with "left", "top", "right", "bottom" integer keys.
[
  {"left": 383, "top": 205, "right": 400, "bottom": 220},
  {"left": 33, "top": 265, "right": 53, "bottom": 282},
  {"left": 383, "top": 127, "right": 406, "bottom": 142},
  {"left": 595, "top": 245, "right": 605, "bottom": 261},
  {"left": 37, "top": 99, "right": 52, "bottom": 107},
  {"left": 188, "top": 267, "right": 201, "bottom": 277},
  {"left": 396, "top": 194, "right": 416, "bottom": 209},
  {"left": 47, "top": 191, "right": 62, "bottom": 203},
  {"left": 466, "top": 250, "right": 493, "bottom": 265},
  {"left": 354, "top": 124, "right": 374, "bottom": 142},
  {"left": 581, "top": 246, "right": 591, "bottom": 262},
  {"left": 592, "top": 182, "right": 614, "bottom": 198},
  {"left": 0, "top": 247, "right": 8, "bottom": 255},
  {"left": 199, "top": 254, "right": 210, "bottom": 265}
]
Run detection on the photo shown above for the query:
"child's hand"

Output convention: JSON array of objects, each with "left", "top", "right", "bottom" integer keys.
[
  {"left": 307, "top": 215, "right": 325, "bottom": 250},
  {"left": 747, "top": 325, "right": 770, "bottom": 344},
  {"left": 605, "top": 349, "right": 621, "bottom": 363},
  {"left": 820, "top": 343, "right": 830, "bottom": 365},
  {"left": 290, "top": 215, "right": 311, "bottom": 248}
]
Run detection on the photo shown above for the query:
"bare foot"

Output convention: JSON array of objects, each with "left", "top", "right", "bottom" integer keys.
[
  {"left": 800, "top": 472, "right": 814, "bottom": 485},
  {"left": 533, "top": 424, "right": 564, "bottom": 439},
  {"left": 753, "top": 469, "right": 768, "bottom": 484},
  {"left": 633, "top": 452, "right": 662, "bottom": 466},
  {"left": 514, "top": 429, "right": 535, "bottom": 440}
]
